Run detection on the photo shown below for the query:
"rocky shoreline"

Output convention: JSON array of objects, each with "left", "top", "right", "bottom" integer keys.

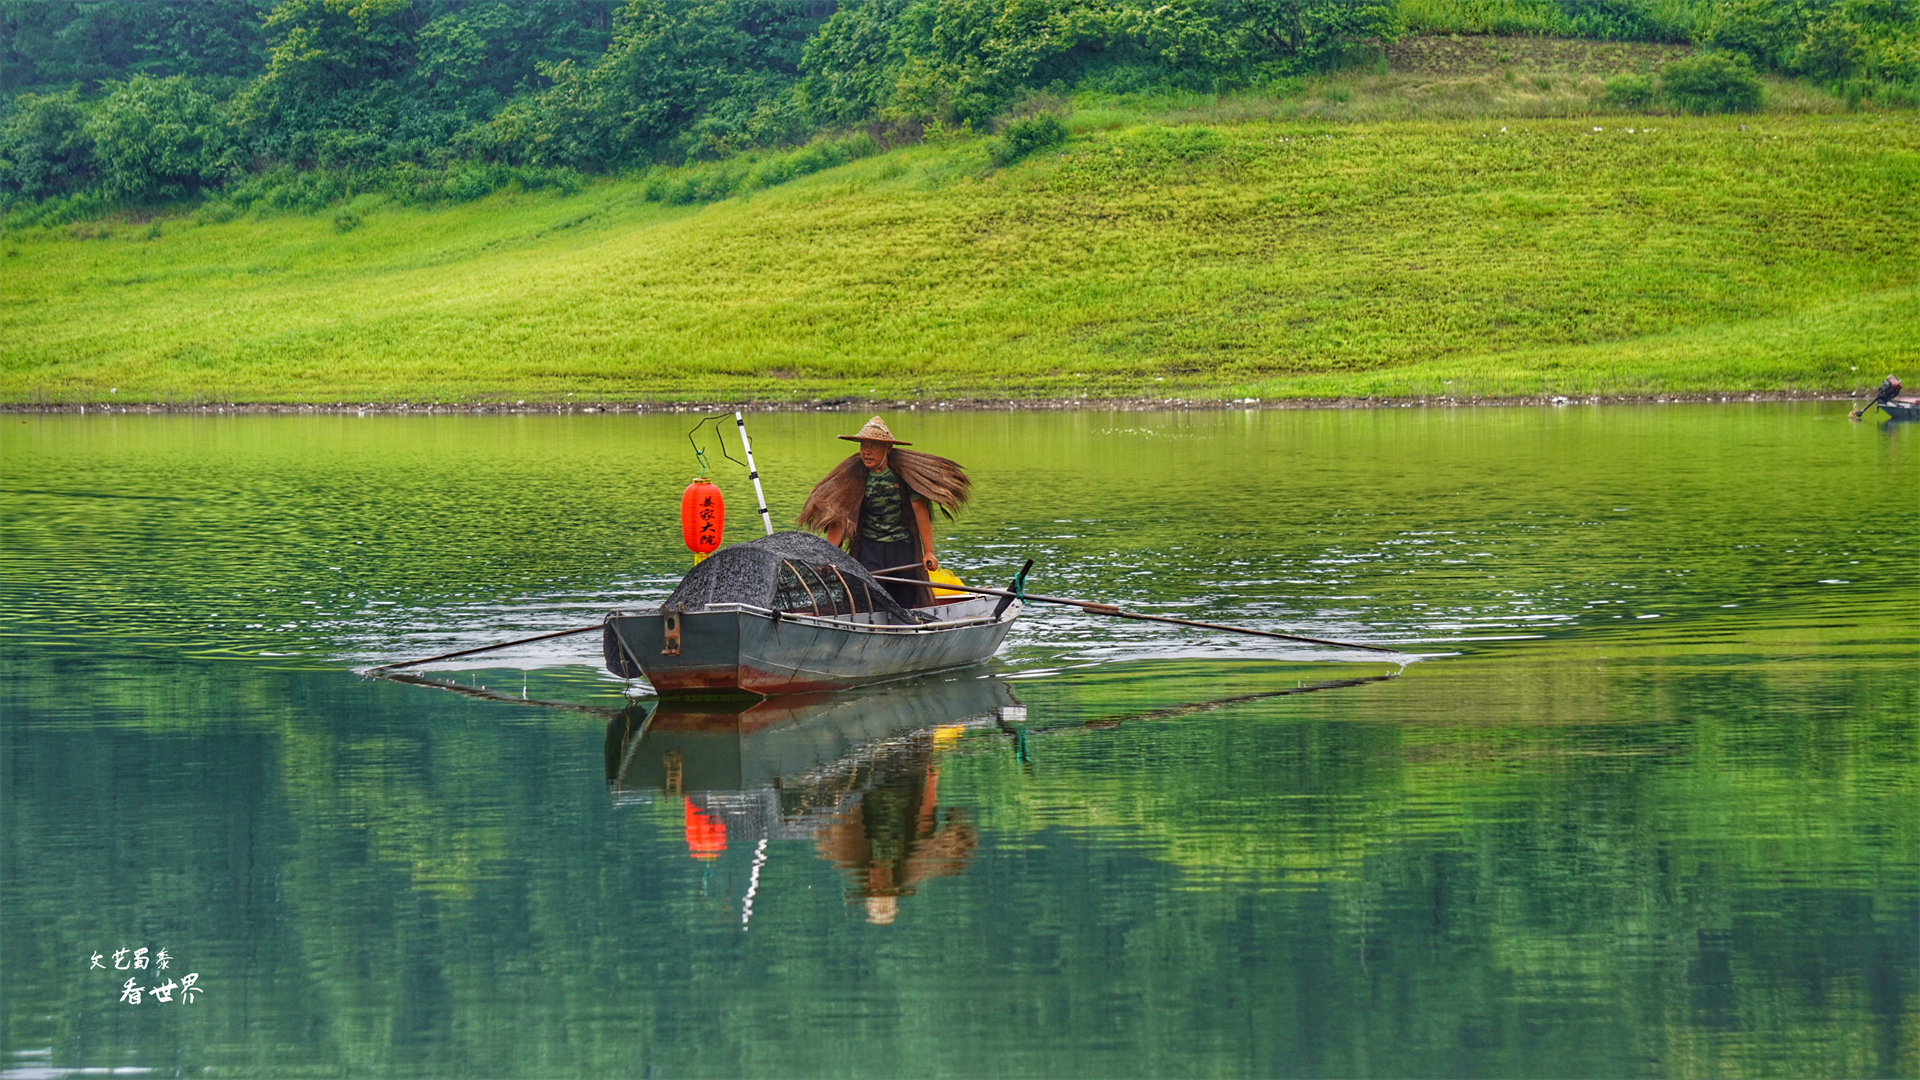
[{"left": 0, "top": 390, "right": 1865, "bottom": 415}]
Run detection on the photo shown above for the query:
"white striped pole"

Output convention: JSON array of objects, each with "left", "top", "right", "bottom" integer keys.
[{"left": 735, "top": 410, "right": 774, "bottom": 536}]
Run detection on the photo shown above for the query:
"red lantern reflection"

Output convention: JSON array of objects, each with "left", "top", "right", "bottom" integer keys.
[{"left": 683, "top": 798, "right": 726, "bottom": 860}]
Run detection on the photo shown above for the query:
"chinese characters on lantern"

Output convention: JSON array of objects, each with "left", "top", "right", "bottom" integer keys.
[
  {"left": 698, "top": 495, "right": 719, "bottom": 547},
  {"left": 89, "top": 948, "right": 203, "bottom": 1004}
]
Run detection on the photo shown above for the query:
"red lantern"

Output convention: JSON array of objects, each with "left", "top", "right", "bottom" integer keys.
[{"left": 681, "top": 479, "right": 725, "bottom": 557}]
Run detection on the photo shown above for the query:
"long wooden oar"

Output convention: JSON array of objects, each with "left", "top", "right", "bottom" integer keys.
[
  {"left": 366, "top": 561, "right": 935, "bottom": 675},
  {"left": 367, "top": 624, "right": 604, "bottom": 673},
  {"left": 874, "top": 575, "right": 1403, "bottom": 654},
  {"left": 870, "top": 562, "right": 929, "bottom": 576}
]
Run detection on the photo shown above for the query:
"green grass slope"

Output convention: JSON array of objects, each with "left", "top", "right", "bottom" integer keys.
[{"left": 3, "top": 111, "right": 1916, "bottom": 404}]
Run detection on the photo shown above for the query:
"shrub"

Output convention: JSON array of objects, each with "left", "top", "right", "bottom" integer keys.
[
  {"left": 1703, "top": 0, "right": 1798, "bottom": 69},
  {"left": 1565, "top": 0, "right": 1692, "bottom": 43},
  {"left": 1792, "top": 6, "right": 1866, "bottom": 80},
  {"left": 1659, "top": 53, "right": 1764, "bottom": 114},
  {"left": 1602, "top": 73, "right": 1658, "bottom": 109},
  {"left": 193, "top": 200, "right": 239, "bottom": 225},
  {"left": 788, "top": 138, "right": 851, "bottom": 175},
  {"left": 439, "top": 162, "right": 500, "bottom": 202},
  {"left": 988, "top": 112, "right": 1068, "bottom": 167},
  {"left": 746, "top": 154, "right": 797, "bottom": 189},
  {"left": 643, "top": 158, "right": 751, "bottom": 204},
  {"left": 1874, "top": 34, "right": 1919, "bottom": 87},
  {"left": 1877, "top": 80, "right": 1920, "bottom": 108},
  {"left": 922, "top": 118, "right": 974, "bottom": 147},
  {"left": 684, "top": 160, "right": 749, "bottom": 202}
]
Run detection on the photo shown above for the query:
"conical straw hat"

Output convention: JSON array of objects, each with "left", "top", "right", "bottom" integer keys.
[{"left": 837, "top": 416, "right": 911, "bottom": 445}]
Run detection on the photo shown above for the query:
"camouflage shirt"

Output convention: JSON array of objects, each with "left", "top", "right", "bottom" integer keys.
[{"left": 859, "top": 466, "right": 923, "bottom": 543}]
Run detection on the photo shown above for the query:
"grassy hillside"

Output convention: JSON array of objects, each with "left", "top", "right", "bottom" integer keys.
[{"left": 3, "top": 103, "right": 1916, "bottom": 404}]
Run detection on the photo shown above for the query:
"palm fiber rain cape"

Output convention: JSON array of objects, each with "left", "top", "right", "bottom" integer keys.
[
  {"left": 796, "top": 450, "right": 972, "bottom": 544},
  {"left": 662, "top": 532, "right": 935, "bottom": 623}
]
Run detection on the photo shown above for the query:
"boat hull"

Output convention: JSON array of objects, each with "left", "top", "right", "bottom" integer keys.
[
  {"left": 1878, "top": 397, "right": 1919, "bottom": 421},
  {"left": 607, "top": 675, "right": 1021, "bottom": 797},
  {"left": 605, "top": 595, "right": 1018, "bottom": 696}
]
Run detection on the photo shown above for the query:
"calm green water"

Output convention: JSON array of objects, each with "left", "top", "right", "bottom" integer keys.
[{"left": 1, "top": 406, "right": 1914, "bottom": 1078}]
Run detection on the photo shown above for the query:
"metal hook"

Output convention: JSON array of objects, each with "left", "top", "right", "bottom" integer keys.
[{"left": 687, "top": 413, "right": 747, "bottom": 473}]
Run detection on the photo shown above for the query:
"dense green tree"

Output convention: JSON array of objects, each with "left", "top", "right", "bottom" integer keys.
[
  {"left": 801, "top": 0, "right": 1396, "bottom": 126},
  {"left": 87, "top": 75, "right": 234, "bottom": 201},
  {"left": 242, "top": 0, "right": 416, "bottom": 108},
  {"left": 1558, "top": 0, "right": 1693, "bottom": 41},
  {"left": 1794, "top": 3, "right": 1870, "bottom": 78},
  {"left": 796, "top": 0, "right": 911, "bottom": 126},
  {"left": 233, "top": 0, "right": 431, "bottom": 166},
  {"left": 493, "top": 0, "right": 825, "bottom": 166},
  {"left": 1701, "top": 0, "right": 1919, "bottom": 84},
  {"left": 3, "top": 0, "right": 1914, "bottom": 216},
  {"left": 414, "top": 0, "right": 615, "bottom": 107},
  {"left": 1227, "top": 0, "right": 1401, "bottom": 70},
  {"left": 0, "top": 89, "right": 96, "bottom": 200},
  {"left": 0, "top": 1, "right": 266, "bottom": 93},
  {"left": 598, "top": 0, "right": 822, "bottom": 155},
  {"left": 1700, "top": 0, "right": 1800, "bottom": 68},
  {"left": 902, "top": 0, "right": 1128, "bottom": 122}
]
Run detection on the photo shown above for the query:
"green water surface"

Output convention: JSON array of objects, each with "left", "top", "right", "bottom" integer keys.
[{"left": 1, "top": 405, "right": 1913, "bottom": 1078}]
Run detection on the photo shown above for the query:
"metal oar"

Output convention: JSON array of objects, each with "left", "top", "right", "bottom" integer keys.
[
  {"left": 366, "top": 623, "right": 604, "bottom": 673},
  {"left": 873, "top": 575, "right": 1403, "bottom": 654}
]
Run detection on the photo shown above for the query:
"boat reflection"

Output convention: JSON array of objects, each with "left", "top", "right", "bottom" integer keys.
[{"left": 605, "top": 675, "right": 1020, "bottom": 923}]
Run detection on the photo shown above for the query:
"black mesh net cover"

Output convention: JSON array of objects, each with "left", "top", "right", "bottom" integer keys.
[{"left": 661, "top": 531, "right": 934, "bottom": 623}]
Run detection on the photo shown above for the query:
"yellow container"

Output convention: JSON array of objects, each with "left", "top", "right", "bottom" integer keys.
[{"left": 929, "top": 568, "right": 968, "bottom": 598}]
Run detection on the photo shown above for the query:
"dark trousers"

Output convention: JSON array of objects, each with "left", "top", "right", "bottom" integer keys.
[{"left": 855, "top": 537, "right": 926, "bottom": 609}]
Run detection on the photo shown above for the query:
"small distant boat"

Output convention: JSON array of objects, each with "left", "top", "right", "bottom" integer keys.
[
  {"left": 603, "top": 533, "right": 1021, "bottom": 697},
  {"left": 1854, "top": 375, "right": 1914, "bottom": 421},
  {"left": 1875, "top": 396, "right": 1920, "bottom": 421}
]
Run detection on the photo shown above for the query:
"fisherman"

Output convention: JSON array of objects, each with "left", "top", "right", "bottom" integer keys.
[{"left": 798, "top": 416, "right": 971, "bottom": 610}]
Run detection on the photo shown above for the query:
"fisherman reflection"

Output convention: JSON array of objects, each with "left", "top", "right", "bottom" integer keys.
[
  {"left": 813, "top": 726, "right": 975, "bottom": 925},
  {"left": 606, "top": 701, "right": 989, "bottom": 925}
]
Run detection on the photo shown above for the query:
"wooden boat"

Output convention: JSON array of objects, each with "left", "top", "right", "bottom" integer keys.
[
  {"left": 604, "top": 594, "right": 1018, "bottom": 696},
  {"left": 603, "top": 532, "right": 1021, "bottom": 697}
]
